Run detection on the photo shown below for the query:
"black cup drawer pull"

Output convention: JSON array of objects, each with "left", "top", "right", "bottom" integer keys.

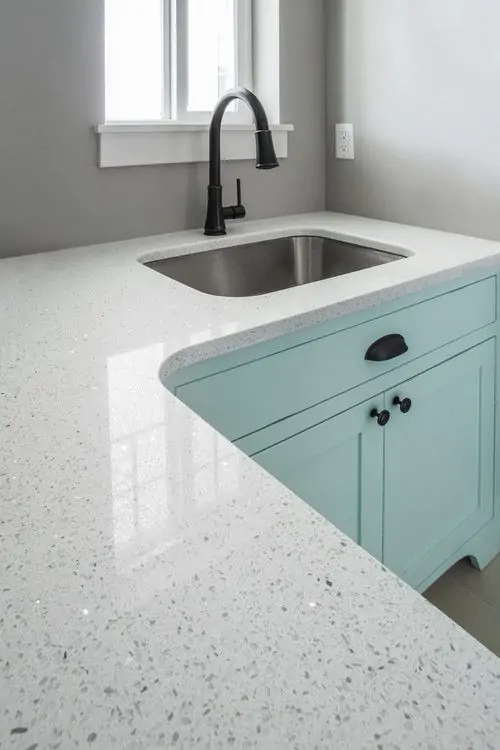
[{"left": 365, "top": 334, "right": 408, "bottom": 362}]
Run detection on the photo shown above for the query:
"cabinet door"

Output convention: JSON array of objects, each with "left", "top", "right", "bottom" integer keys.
[
  {"left": 253, "top": 399, "right": 385, "bottom": 558},
  {"left": 383, "top": 340, "right": 495, "bottom": 586}
]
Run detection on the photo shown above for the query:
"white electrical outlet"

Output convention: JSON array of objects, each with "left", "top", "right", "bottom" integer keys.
[{"left": 335, "top": 123, "right": 355, "bottom": 160}]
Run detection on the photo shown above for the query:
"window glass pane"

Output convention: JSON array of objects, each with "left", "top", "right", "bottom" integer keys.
[
  {"left": 187, "top": 0, "right": 236, "bottom": 112},
  {"left": 105, "top": 0, "right": 163, "bottom": 121}
]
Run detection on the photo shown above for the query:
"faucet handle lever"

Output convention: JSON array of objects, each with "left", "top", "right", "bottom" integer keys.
[{"left": 222, "top": 179, "right": 246, "bottom": 222}]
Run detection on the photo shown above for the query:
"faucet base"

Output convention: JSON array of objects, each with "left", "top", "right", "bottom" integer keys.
[
  {"left": 204, "top": 185, "right": 226, "bottom": 236},
  {"left": 204, "top": 228, "right": 227, "bottom": 237}
]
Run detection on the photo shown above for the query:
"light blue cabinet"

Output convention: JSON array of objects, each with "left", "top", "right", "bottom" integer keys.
[
  {"left": 252, "top": 341, "right": 495, "bottom": 588},
  {"left": 164, "top": 272, "right": 500, "bottom": 591},
  {"left": 254, "top": 398, "right": 384, "bottom": 560}
]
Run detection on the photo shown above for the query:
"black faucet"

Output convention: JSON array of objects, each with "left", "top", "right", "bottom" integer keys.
[{"left": 204, "top": 87, "right": 279, "bottom": 236}]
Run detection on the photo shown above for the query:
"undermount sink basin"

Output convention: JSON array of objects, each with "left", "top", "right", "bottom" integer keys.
[{"left": 144, "top": 235, "right": 405, "bottom": 298}]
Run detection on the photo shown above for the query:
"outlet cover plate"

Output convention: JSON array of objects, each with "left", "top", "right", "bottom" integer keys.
[{"left": 335, "top": 123, "right": 355, "bottom": 160}]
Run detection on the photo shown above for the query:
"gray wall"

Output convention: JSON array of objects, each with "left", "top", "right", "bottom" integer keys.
[
  {"left": 0, "top": 0, "right": 325, "bottom": 258},
  {"left": 327, "top": 0, "right": 500, "bottom": 240}
]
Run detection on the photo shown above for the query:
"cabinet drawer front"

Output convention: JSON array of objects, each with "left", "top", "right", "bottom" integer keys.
[{"left": 176, "top": 277, "right": 496, "bottom": 441}]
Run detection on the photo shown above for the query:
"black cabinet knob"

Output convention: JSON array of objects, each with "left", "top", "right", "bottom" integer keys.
[
  {"left": 370, "top": 408, "right": 391, "bottom": 427},
  {"left": 393, "top": 396, "right": 412, "bottom": 414}
]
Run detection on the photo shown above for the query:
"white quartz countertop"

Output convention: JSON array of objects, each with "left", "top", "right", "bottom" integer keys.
[{"left": 2, "top": 212, "right": 500, "bottom": 750}]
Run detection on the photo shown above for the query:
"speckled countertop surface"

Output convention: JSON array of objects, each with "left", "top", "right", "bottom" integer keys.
[{"left": 3, "top": 212, "right": 500, "bottom": 750}]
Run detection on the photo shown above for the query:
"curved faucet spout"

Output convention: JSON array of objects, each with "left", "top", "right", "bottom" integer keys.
[
  {"left": 208, "top": 87, "right": 278, "bottom": 185},
  {"left": 205, "top": 87, "right": 279, "bottom": 236}
]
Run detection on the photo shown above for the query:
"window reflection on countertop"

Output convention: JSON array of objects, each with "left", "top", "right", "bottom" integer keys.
[{"left": 107, "top": 343, "right": 240, "bottom": 571}]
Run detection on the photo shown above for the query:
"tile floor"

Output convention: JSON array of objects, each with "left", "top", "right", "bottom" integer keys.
[{"left": 424, "top": 555, "right": 500, "bottom": 658}]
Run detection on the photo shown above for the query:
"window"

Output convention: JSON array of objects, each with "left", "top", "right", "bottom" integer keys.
[
  {"left": 98, "top": 0, "right": 291, "bottom": 168},
  {"left": 105, "top": 0, "right": 253, "bottom": 123}
]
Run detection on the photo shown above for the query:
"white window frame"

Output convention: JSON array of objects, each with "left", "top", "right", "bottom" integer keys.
[
  {"left": 106, "top": 0, "right": 254, "bottom": 125},
  {"left": 97, "top": 0, "right": 293, "bottom": 168},
  {"left": 168, "top": 0, "right": 253, "bottom": 123}
]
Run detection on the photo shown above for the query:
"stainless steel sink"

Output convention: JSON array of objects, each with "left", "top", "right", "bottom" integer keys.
[{"left": 144, "top": 235, "right": 405, "bottom": 298}]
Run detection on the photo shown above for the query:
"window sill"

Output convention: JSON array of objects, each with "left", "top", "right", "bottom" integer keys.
[{"left": 95, "top": 122, "right": 294, "bottom": 169}]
